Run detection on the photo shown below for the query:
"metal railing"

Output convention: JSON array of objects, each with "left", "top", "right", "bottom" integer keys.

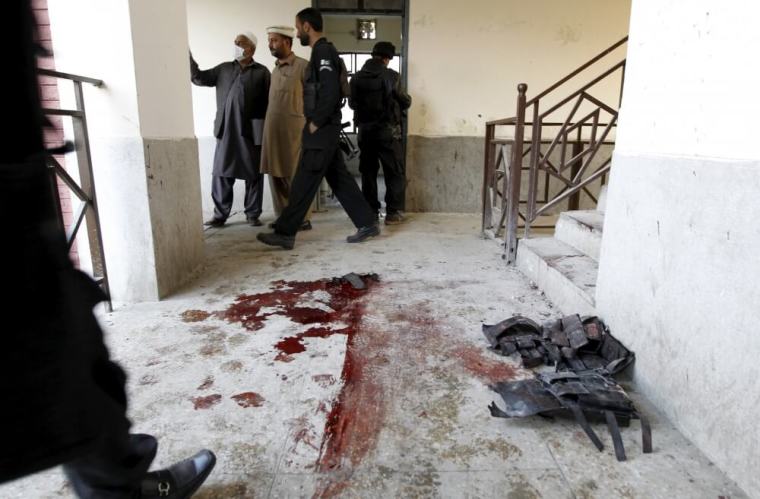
[
  {"left": 40, "top": 68, "right": 112, "bottom": 311},
  {"left": 482, "top": 37, "right": 627, "bottom": 264}
]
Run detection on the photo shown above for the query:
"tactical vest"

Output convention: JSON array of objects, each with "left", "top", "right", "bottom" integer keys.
[{"left": 352, "top": 71, "right": 392, "bottom": 129}]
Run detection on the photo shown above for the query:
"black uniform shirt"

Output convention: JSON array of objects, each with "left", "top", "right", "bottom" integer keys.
[{"left": 305, "top": 37, "right": 341, "bottom": 128}]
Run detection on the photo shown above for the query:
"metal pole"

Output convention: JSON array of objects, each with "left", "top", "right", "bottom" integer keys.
[
  {"left": 48, "top": 161, "right": 65, "bottom": 233},
  {"left": 482, "top": 123, "right": 495, "bottom": 232},
  {"left": 73, "top": 80, "right": 112, "bottom": 311},
  {"left": 524, "top": 103, "right": 541, "bottom": 238},
  {"left": 569, "top": 128, "right": 583, "bottom": 211},
  {"left": 504, "top": 84, "right": 527, "bottom": 264}
]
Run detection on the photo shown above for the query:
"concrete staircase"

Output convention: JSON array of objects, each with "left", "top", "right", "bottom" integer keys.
[{"left": 516, "top": 209, "right": 604, "bottom": 315}]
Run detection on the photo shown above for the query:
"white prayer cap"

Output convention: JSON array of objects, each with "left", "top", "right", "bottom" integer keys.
[
  {"left": 267, "top": 25, "right": 296, "bottom": 38},
  {"left": 237, "top": 31, "right": 258, "bottom": 46}
]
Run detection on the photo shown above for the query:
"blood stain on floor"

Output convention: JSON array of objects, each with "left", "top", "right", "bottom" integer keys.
[
  {"left": 455, "top": 344, "right": 524, "bottom": 384},
  {"left": 197, "top": 375, "right": 214, "bottom": 390},
  {"left": 231, "top": 392, "right": 265, "bottom": 408},
  {"left": 185, "top": 276, "right": 524, "bottom": 498},
  {"left": 180, "top": 310, "right": 211, "bottom": 322},
  {"left": 191, "top": 394, "right": 222, "bottom": 410}
]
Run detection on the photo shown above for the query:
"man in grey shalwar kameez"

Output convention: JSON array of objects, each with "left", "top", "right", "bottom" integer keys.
[{"left": 190, "top": 31, "right": 270, "bottom": 227}]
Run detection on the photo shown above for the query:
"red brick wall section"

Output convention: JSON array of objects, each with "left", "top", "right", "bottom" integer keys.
[{"left": 33, "top": 0, "right": 80, "bottom": 267}]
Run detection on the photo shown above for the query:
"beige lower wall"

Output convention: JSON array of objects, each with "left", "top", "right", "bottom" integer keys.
[
  {"left": 143, "top": 137, "right": 205, "bottom": 298},
  {"left": 406, "top": 135, "right": 607, "bottom": 213}
]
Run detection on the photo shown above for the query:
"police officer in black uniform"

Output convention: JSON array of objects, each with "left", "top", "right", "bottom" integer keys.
[
  {"left": 257, "top": 8, "right": 379, "bottom": 250},
  {"left": 350, "top": 41, "right": 412, "bottom": 225}
]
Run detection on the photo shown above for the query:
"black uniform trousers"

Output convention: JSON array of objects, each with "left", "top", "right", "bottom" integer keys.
[
  {"left": 63, "top": 433, "right": 158, "bottom": 498},
  {"left": 358, "top": 134, "right": 406, "bottom": 215},
  {"left": 211, "top": 174, "right": 264, "bottom": 221},
  {"left": 275, "top": 124, "right": 375, "bottom": 236}
]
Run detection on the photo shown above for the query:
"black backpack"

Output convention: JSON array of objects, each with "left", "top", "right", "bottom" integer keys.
[
  {"left": 351, "top": 71, "right": 391, "bottom": 128},
  {"left": 337, "top": 58, "right": 351, "bottom": 100}
]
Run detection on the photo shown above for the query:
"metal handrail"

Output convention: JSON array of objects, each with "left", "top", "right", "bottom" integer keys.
[
  {"left": 41, "top": 69, "right": 111, "bottom": 310},
  {"left": 39, "top": 68, "right": 103, "bottom": 87},
  {"left": 537, "top": 61, "right": 626, "bottom": 119},
  {"left": 526, "top": 36, "right": 627, "bottom": 106},
  {"left": 482, "top": 37, "right": 627, "bottom": 264}
]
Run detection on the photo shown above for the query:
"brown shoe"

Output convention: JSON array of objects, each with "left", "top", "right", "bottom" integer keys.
[{"left": 384, "top": 212, "right": 406, "bottom": 225}]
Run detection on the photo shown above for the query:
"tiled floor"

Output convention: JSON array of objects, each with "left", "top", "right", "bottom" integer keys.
[{"left": 0, "top": 210, "right": 747, "bottom": 498}]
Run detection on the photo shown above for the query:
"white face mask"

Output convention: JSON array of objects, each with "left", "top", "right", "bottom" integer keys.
[{"left": 234, "top": 45, "right": 246, "bottom": 61}]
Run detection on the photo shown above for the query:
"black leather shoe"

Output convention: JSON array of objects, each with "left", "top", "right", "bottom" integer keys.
[
  {"left": 346, "top": 224, "right": 380, "bottom": 243},
  {"left": 247, "top": 217, "right": 263, "bottom": 227},
  {"left": 257, "top": 232, "right": 295, "bottom": 250},
  {"left": 203, "top": 218, "right": 225, "bottom": 228},
  {"left": 140, "top": 449, "right": 216, "bottom": 498}
]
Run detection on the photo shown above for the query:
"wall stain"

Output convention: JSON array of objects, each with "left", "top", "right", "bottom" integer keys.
[{"left": 556, "top": 24, "right": 581, "bottom": 45}]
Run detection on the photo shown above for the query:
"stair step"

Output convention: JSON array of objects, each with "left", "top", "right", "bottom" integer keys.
[
  {"left": 597, "top": 184, "right": 608, "bottom": 212},
  {"left": 555, "top": 210, "right": 604, "bottom": 261},
  {"left": 516, "top": 237, "right": 597, "bottom": 315}
]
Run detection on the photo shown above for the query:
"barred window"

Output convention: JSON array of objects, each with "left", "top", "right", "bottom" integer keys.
[{"left": 315, "top": 0, "right": 404, "bottom": 14}]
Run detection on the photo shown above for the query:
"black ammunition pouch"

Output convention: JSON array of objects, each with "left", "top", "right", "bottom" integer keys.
[
  {"left": 490, "top": 371, "right": 652, "bottom": 461},
  {"left": 303, "top": 81, "right": 319, "bottom": 117},
  {"left": 483, "top": 314, "right": 634, "bottom": 375}
]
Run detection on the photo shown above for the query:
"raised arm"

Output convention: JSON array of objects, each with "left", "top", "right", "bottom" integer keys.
[
  {"left": 393, "top": 74, "right": 412, "bottom": 111},
  {"left": 189, "top": 51, "right": 219, "bottom": 87}
]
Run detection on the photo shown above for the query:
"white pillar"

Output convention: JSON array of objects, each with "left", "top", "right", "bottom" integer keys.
[
  {"left": 596, "top": 1, "right": 760, "bottom": 495},
  {"left": 48, "top": 0, "right": 204, "bottom": 302}
]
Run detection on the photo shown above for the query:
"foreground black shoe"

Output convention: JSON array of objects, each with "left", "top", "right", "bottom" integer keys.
[
  {"left": 203, "top": 218, "right": 225, "bottom": 228},
  {"left": 247, "top": 216, "right": 263, "bottom": 227},
  {"left": 257, "top": 232, "right": 295, "bottom": 250},
  {"left": 140, "top": 449, "right": 216, "bottom": 498},
  {"left": 346, "top": 224, "right": 380, "bottom": 243}
]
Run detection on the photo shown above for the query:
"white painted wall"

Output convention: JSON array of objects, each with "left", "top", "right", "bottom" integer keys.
[
  {"left": 615, "top": 1, "right": 760, "bottom": 161},
  {"left": 407, "top": 0, "right": 631, "bottom": 137},
  {"left": 48, "top": 0, "right": 204, "bottom": 302},
  {"left": 48, "top": 0, "right": 157, "bottom": 301},
  {"left": 48, "top": 0, "right": 141, "bottom": 138},
  {"left": 129, "top": 0, "right": 196, "bottom": 138},
  {"left": 597, "top": 1, "right": 760, "bottom": 496}
]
